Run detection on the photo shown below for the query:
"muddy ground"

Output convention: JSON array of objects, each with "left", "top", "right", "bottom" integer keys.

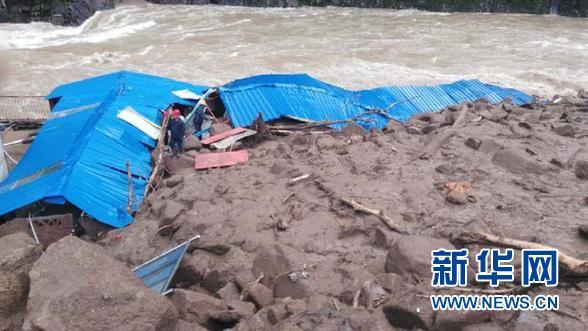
[
  {"left": 2, "top": 94, "right": 588, "bottom": 330},
  {"left": 99, "top": 94, "right": 588, "bottom": 330}
]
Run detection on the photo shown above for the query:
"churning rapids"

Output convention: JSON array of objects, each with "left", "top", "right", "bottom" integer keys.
[{"left": 0, "top": 2, "right": 587, "bottom": 96}]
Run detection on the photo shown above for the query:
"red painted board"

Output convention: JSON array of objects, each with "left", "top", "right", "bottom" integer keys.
[
  {"left": 195, "top": 150, "right": 249, "bottom": 170},
  {"left": 201, "top": 127, "right": 247, "bottom": 145}
]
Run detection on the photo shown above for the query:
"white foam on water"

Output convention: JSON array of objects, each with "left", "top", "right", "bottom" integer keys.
[
  {"left": 0, "top": 8, "right": 156, "bottom": 49},
  {"left": 0, "top": 5, "right": 586, "bottom": 96}
]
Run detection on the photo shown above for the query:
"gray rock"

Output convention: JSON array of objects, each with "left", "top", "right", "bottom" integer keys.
[
  {"left": 170, "top": 289, "right": 227, "bottom": 325},
  {"left": 24, "top": 236, "right": 178, "bottom": 331},
  {"left": 0, "top": 271, "right": 28, "bottom": 323},
  {"left": 492, "top": 148, "right": 552, "bottom": 175},
  {"left": 251, "top": 245, "right": 292, "bottom": 289},
  {"left": 579, "top": 224, "right": 588, "bottom": 240},
  {"left": 161, "top": 200, "right": 186, "bottom": 224},
  {"left": 382, "top": 284, "right": 434, "bottom": 330},
  {"left": 217, "top": 281, "right": 241, "bottom": 301},
  {"left": 273, "top": 273, "right": 308, "bottom": 299},
  {"left": 246, "top": 282, "right": 274, "bottom": 308},
  {"left": 385, "top": 235, "right": 455, "bottom": 280},
  {"left": 465, "top": 137, "right": 481, "bottom": 150},
  {"left": 478, "top": 139, "right": 503, "bottom": 154},
  {"left": 553, "top": 124, "right": 575, "bottom": 137},
  {"left": 165, "top": 175, "right": 184, "bottom": 188},
  {"left": 575, "top": 160, "right": 588, "bottom": 180},
  {"left": 0, "top": 232, "right": 42, "bottom": 276}
]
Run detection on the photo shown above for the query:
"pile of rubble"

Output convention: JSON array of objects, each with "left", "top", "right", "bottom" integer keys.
[{"left": 2, "top": 92, "right": 588, "bottom": 331}]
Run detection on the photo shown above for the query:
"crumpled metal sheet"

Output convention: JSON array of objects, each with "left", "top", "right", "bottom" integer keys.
[
  {"left": 219, "top": 74, "right": 533, "bottom": 130},
  {"left": 0, "top": 71, "right": 209, "bottom": 228}
]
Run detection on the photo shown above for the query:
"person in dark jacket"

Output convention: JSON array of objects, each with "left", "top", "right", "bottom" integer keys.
[{"left": 167, "top": 109, "right": 185, "bottom": 156}]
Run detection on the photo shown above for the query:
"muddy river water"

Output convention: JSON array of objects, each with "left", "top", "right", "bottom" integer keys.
[{"left": 0, "top": 3, "right": 587, "bottom": 96}]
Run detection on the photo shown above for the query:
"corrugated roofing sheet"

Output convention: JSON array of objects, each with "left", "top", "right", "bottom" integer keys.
[
  {"left": 133, "top": 235, "right": 199, "bottom": 294},
  {"left": 0, "top": 96, "right": 50, "bottom": 121},
  {"left": 219, "top": 74, "right": 533, "bottom": 130},
  {"left": 0, "top": 71, "right": 208, "bottom": 228}
]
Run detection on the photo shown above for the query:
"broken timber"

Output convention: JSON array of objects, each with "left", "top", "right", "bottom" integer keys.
[
  {"left": 314, "top": 180, "right": 408, "bottom": 234},
  {"left": 456, "top": 231, "right": 588, "bottom": 278}
]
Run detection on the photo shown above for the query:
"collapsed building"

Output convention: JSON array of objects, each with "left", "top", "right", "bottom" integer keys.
[{"left": 0, "top": 70, "right": 532, "bottom": 244}]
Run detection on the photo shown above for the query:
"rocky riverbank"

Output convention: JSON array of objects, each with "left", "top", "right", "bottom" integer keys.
[
  {"left": 0, "top": 0, "right": 586, "bottom": 26},
  {"left": 2, "top": 93, "right": 587, "bottom": 330}
]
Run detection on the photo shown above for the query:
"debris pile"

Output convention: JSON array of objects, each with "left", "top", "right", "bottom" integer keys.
[{"left": 1, "top": 71, "right": 587, "bottom": 330}]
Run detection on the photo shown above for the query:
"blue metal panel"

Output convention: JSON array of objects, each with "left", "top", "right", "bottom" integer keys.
[
  {"left": 484, "top": 84, "right": 534, "bottom": 105},
  {"left": 0, "top": 71, "right": 209, "bottom": 228},
  {"left": 220, "top": 74, "right": 532, "bottom": 131},
  {"left": 133, "top": 236, "right": 199, "bottom": 294}
]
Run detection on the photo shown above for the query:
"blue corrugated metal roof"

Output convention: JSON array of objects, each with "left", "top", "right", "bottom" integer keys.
[
  {"left": 0, "top": 71, "right": 208, "bottom": 228},
  {"left": 133, "top": 235, "right": 199, "bottom": 294},
  {"left": 219, "top": 74, "right": 533, "bottom": 130}
]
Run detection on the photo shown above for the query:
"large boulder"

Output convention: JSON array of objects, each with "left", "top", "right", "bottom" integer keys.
[
  {"left": 0, "top": 233, "right": 42, "bottom": 330},
  {"left": 492, "top": 148, "right": 553, "bottom": 175},
  {"left": 385, "top": 235, "right": 455, "bottom": 281},
  {"left": 23, "top": 236, "right": 178, "bottom": 331},
  {"left": 0, "top": 232, "right": 43, "bottom": 275}
]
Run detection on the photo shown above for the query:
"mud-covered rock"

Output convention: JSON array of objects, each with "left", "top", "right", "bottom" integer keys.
[
  {"left": 0, "top": 271, "right": 29, "bottom": 329},
  {"left": 385, "top": 235, "right": 455, "bottom": 280},
  {"left": 246, "top": 282, "right": 274, "bottom": 308},
  {"left": 0, "top": 232, "right": 42, "bottom": 275},
  {"left": 24, "top": 236, "right": 178, "bottom": 331},
  {"left": 492, "top": 148, "right": 552, "bottom": 175},
  {"left": 251, "top": 245, "right": 292, "bottom": 288},
  {"left": 575, "top": 160, "right": 588, "bottom": 180},
  {"left": 553, "top": 124, "right": 575, "bottom": 137},
  {"left": 579, "top": 224, "right": 588, "bottom": 240},
  {"left": 170, "top": 289, "right": 227, "bottom": 326}
]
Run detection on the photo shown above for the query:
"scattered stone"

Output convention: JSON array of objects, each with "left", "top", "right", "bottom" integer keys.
[
  {"left": 340, "top": 122, "right": 367, "bottom": 137},
  {"left": 553, "top": 124, "right": 575, "bottom": 137},
  {"left": 165, "top": 175, "right": 184, "bottom": 188},
  {"left": 464, "top": 137, "right": 481, "bottom": 150},
  {"left": 273, "top": 274, "right": 308, "bottom": 299},
  {"left": 217, "top": 282, "right": 241, "bottom": 301},
  {"left": 251, "top": 245, "right": 292, "bottom": 288},
  {"left": 160, "top": 200, "right": 186, "bottom": 225},
  {"left": 478, "top": 139, "right": 503, "bottom": 154},
  {"left": 385, "top": 236, "right": 455, "bottom": 280},
  {"left": 575, "top": 160, "right": 588, "bottom": 180},
  {"left": 435, "top": 164, "right": 455, "bottom": 175},
  {"left": 384, "top": 119, "right": 406, "bottom": 133},
  {"left": 235, "top": 270, "right": 256, "bottom": 291},
  {"left": 492, "top": 148, "right": 552, "bottom": 175},
  {"left": 24, "top": 236, "right": 178, "bottom": 331},
  {"left": 246, "top": 282, "right": 274, "bottom": 308},
  {"left": 171, "top": 289, "right": 227, "bottom": 326},
  {"left": 227, "top": 300, "right": 256, "bottom": 319},
  {"left": 550, "top": 158, "right": 565, "bottom": 168},
  {"left": 382, "top": 285, "right": 434, "bottom": 330},
  {"left": 579, "top": 225, "right": 588, "bottom": 240},
  {"left": 539, "top": 111, "right": 556, "bottom": 121}
]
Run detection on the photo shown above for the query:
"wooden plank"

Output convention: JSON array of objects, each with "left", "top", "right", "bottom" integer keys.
[
  {"left": 195, "top": 150, "right": 249, "bottom": 170},
  {"left": 201, "top": 127, "right": 246, "bottom": 145}
]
